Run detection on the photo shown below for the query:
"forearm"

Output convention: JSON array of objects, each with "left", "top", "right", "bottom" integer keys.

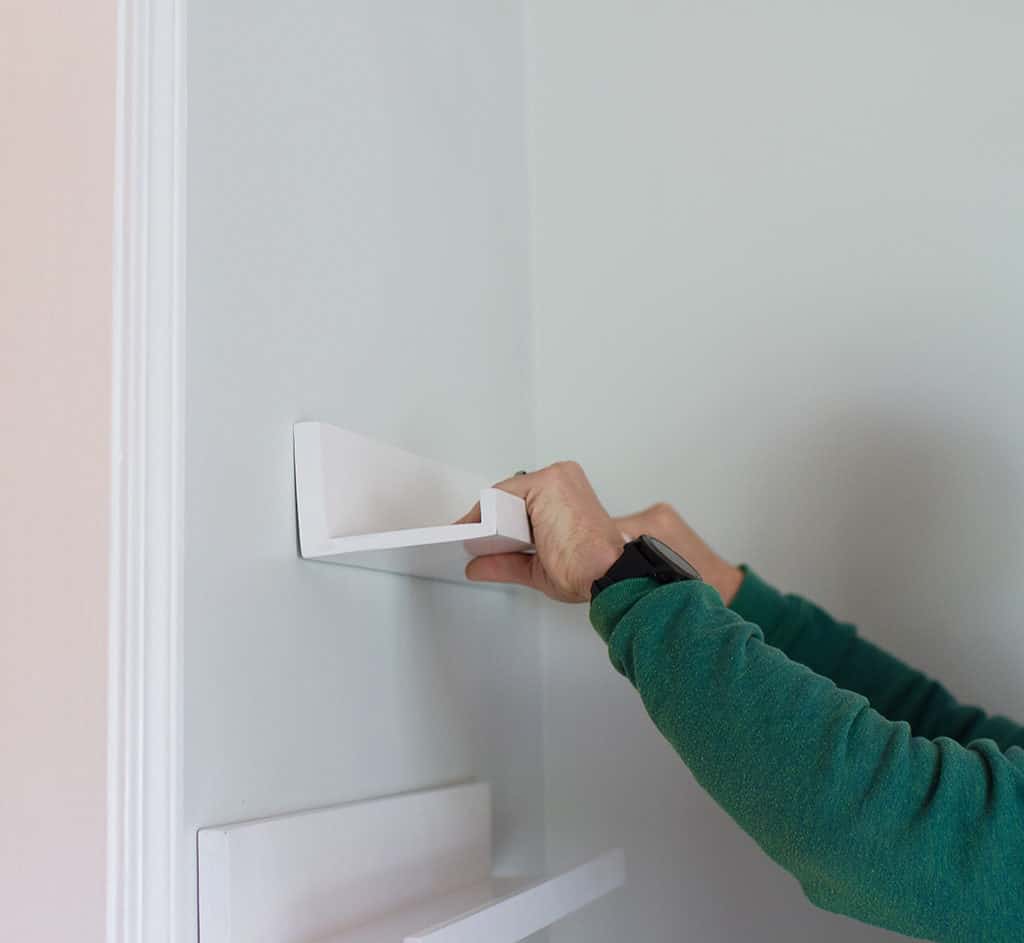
[
  {"left": 730, "top": 568, "right": 1024, "bottom": 751},
  {"left": 591, "top": 579, "right": 1024, "bottom": 943}
]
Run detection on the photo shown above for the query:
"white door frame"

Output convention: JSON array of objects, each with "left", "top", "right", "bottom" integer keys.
[{"left": 107, "top": 0, "right": 188, "bottom": 940}]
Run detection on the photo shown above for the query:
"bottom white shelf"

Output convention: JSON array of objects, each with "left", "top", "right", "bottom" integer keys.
[
  {"left": 329, "top": 851, "right": 624, "bottom": 943},
  {"left": 198, "top": 782, "right": 624, "bottom": 943}
]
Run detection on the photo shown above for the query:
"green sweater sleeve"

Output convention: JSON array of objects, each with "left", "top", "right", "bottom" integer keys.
[
  {"left": 590, "top": 578, "right": 1024, "bottom": 943},
  {"left": 731, "top": 568, "right": 1024, "bottom": 752}
]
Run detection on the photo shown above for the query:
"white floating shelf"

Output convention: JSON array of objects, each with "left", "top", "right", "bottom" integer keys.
[
  {"left": 294, "top": 422, "right": 533, "bottom": 583},
  {"left": 198, "top": 782, "right": 624, "bottom": 943}
]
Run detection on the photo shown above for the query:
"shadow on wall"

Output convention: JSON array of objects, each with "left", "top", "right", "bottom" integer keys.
[{"left": 742, "top": 407, "right": 1024, "bottom": 715}]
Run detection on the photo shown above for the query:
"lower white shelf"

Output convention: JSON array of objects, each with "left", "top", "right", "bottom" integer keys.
[
  {"left": 198, "top": 782, "right": 624, "bottom": 943},
  {"left": 327, "top": 851, "right": 625, "bottom": 943}
]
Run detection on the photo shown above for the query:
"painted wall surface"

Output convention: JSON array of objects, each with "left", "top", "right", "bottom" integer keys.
[
  {"left": 0, "top": 2, "right": 116, "bottom": 941},
  {"left": 185, "top": 1, "right": 543, "bottom": 937},
  {"left": 527, "top": 3, "right": 1024, "bottom": 941}
]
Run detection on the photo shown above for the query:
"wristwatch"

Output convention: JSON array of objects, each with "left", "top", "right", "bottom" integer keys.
[{"left": 591, "top": 535, "right": 702, "bottom": 600}]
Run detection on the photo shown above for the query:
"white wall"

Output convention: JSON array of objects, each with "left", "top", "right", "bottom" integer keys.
[
  {"left": 0, "top": 3, "right": 116, "bottom": 941},
  {"left": 527, "top": 3, "right": 1024, "bottom": 941},
  {"left": 185, "top": 1, "right": 544, "bottom": 938}
]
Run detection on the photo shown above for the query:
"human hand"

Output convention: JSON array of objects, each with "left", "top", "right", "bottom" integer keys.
[
  {"left": 455, "top": 462, "right": 625, "bottom": 602},
  {"left": 614, "top": 503, "right": 743, "bottom": 605}
]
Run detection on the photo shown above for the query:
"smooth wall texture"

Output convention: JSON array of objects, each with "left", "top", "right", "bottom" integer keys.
[
  {"left": 527, "top": 3, "right": 1024, "bottom": 941},
  {"left": 0, "top": 2, "right": 116, "bottom": 941},
  {"left": 185, "top": 1, "right": 543, "bottom": 938}
]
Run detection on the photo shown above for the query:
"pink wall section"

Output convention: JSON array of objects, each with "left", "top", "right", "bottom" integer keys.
[{"left": 0, "top": 2, "right": 117, "bottom": 940}]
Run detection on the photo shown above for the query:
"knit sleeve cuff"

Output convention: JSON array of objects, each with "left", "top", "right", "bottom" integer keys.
[
  {"left": 728, "top": 566, "right": 790, "bottom": 643},
  {"left": 589, "top": 577, "right": 661, "bottom": 644}
]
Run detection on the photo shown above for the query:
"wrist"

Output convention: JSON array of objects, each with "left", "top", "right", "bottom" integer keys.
[
  {"left": 584, "top": 536, "right": 626, "bottom": 599},
  {"left": 708, "top": 560, "right": 744, "bottom": 606}
]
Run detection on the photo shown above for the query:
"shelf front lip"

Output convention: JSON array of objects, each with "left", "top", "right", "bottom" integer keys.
[
  {"left": 320, "top": 848, "right": 626, "bottom": 943},
  {"left": 300, "top": 521, "right": 503, "bottom": 558},
  {"left": 320, "top": 878, "right": 532, "bottom": 943},
  {"left": 411, "top": 849, "right": 625, "bottom": 943}
]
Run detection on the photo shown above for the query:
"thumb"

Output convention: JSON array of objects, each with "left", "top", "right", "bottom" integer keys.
[{"left": 465, "top": 552, "right": 533, "bottom": 587}]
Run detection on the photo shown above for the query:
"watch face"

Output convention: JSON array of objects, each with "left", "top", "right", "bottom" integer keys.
[{"left": 639, "top": 535, "right": 702, "bottom": 581}]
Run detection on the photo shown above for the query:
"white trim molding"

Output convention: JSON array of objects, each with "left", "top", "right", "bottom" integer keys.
[{"left": 107, "top": 0, "right": 187, "bottom": 940}]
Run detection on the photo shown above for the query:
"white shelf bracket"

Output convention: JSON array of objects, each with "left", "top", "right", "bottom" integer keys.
[{"left": 293, "top": 422, "right": 533, "bottom": 583}]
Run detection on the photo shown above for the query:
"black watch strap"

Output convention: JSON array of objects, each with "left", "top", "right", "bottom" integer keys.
[{"left": 591, "top": 535, "right": 702, "bottom": 601}]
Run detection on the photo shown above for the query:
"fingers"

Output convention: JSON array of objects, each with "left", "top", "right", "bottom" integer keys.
[
  {"left": 614, "top": 503, "right": 678, "bottom": 539},
  {"left": 454, "top": 501, "right": 481, "bottom": 525},
  {"left": 490, "top": 461, "right": 586, "bottom": 501},
  {"left": 489, "top": 469, "right": 539, "bottom": 499},
  {"left": 455, "top": 465, "right": 550, "bottom": 523},
  {"left": 465, "top": 552, "right": 534, "bottom": 587}
]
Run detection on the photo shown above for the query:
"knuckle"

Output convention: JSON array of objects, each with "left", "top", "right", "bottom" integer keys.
[{"left": 651, "top": 502, "right": 676, "bottom": 523}]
